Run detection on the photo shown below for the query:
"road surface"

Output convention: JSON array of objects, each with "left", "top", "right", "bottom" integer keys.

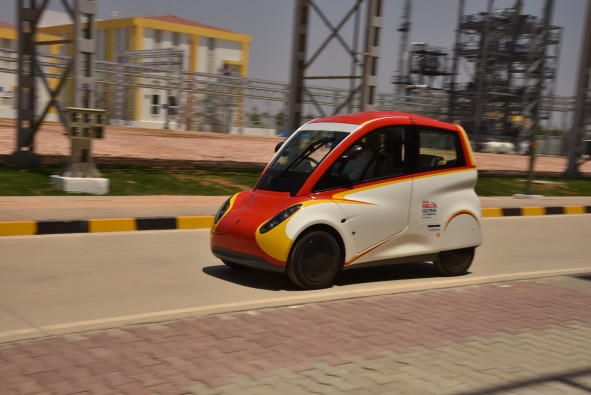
[{"left": 1, "top": 215, "right": 589, "bottom": 342}]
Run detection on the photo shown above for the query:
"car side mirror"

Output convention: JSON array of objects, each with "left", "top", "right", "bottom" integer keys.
[{"left": 274, "top": 142, "right": 284, "bottom": 153}]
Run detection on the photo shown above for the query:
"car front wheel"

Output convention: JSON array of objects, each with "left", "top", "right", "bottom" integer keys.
[
  {"left": 434, "top": 247, "right": 475, "bottom": 276},
  {"left": 287, "top": 230, "right": 342, "bottom": 290}
]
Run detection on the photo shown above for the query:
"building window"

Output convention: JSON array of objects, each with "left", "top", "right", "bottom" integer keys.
[
  {"left": 115, "top": 28, "right": 129, "bottom": 54},
  {"left": 97, "top": 30, "right": 106, "bottom": 60},
  {"left": 151, "top": 94, "right": 160, "bottom": 115},
  {"left": 1, "top": 39, "right": 10, "bottom": 66},
  {"left": 154, "top": 29, "right": 162, "bottom": 48},
  {"left": 207, "top": 38, "right": 216, "bottom": 73},
  {"left": 173, "top": 32, "right": 180, "bottom": 47},
  {"left": 167, "top": 96, "right": 177, "bottom": 116}
]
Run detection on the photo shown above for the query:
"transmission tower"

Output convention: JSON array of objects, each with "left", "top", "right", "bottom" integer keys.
[
  {"left": 9, "top": 0, "right": 106, "bottom": 180},
  {"left": 449, "top": 0, "right": 561, "bottom": 149},
  {"left": 287, "top": 0, "right": 383, "bottom": 133}
]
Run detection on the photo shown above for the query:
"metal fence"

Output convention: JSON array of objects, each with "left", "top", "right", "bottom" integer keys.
[{"left": 0, "top": 48, "right": 578, "bottom": 144}]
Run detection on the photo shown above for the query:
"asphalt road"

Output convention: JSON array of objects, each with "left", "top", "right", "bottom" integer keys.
[{"left": 1, "top": 215, "right": 590, "bottom": 343}]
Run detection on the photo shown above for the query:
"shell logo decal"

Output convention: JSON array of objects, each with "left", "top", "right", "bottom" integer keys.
[{"left": 422, "top": 200, "right": 438, "bottom": 219}]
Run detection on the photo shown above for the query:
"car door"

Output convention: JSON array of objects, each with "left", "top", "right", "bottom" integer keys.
[
  {"left": 314, "top": 126, "right": 412, "bottom": 261},
  {"left": 408, "top": 124, "right": 470, "bottom": 227}
]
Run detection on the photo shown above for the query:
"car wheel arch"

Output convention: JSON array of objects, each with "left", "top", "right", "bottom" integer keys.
[{"left": 290, "top": 223, "right": 346, "bottom": 267}]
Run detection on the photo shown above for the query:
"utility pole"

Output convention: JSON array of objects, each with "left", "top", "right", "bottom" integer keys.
[
  {"left": 564, "top": 0, "right": 591, "bottom": 178},
  {"left": 522, "top": 0, "right": 554, "bottom": 195},
  {"left": 360, "top": 0, "right": 382, "bottom": 112},
  {"left": 62, "top": 0, "right": 102, "bottom": 179},
  {"left": 287, "top": 0, "right": 309, "bottom": 134},
  {"left": 472, "top": 0, "right": 494, "bottom": 150},
  {"left": 448, "top": 0, "right": 465, "bottom": 123},
  {"left": 394, "top": 0, "right": 412, "bottom": 98}
]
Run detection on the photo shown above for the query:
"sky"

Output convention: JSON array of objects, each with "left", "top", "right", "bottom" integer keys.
[{"left": 3, "top": 0, "right": 588, "bottom": 99}]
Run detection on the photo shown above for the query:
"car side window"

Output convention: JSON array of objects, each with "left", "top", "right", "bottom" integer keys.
[
  {"left": 313, "top": 127, "right": 406, "bottom": 191},
  {"left": 416, "top": 128, "right": 465, "bottom": 171}
]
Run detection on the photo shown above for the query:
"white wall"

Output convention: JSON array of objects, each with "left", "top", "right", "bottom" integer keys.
[
  {"left": 137, "top": 28, "right": 192, "bottom": 125},
  {"left": 230, "top": 126, "right": 277, "bottom": 137},
  {"left": 0, "top": 39, "right": 16, "bottom": 110},
  {"left": 133, "top": 31, "right": 245, "bottom": 128},
  {"left": 143, "top": 28, "right": 191, "bottom": 70},
  {"left": 197, "top": 37, "right": 242, "bottom": 74},
  {"left": 215, "top": 39, "right": 242, "bottom": 66}
]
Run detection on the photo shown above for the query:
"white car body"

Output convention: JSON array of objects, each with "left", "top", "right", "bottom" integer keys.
[{"left": 211, "top": 111, "right": 483, "bottom": 289}]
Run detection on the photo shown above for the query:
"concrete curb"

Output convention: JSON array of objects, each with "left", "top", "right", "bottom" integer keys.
[{"left": 0, "top": 205, "right": 590, "bottom": 236}]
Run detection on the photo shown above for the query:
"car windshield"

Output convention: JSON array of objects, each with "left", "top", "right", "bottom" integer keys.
[{"left": 256, "top": 129, "right": 349, "bottom": 195}]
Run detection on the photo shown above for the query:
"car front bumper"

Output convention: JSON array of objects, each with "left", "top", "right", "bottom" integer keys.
[{"left": 211, "top": 246, "right": 286, "bottom": 274}]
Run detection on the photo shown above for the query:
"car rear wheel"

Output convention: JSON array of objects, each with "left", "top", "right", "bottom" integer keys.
[
  {"left": 287, "top": 230, "right": 342, "bottom": 290},
  {"left": 434, "top": 247, "right": 475, "bottom": 276}
]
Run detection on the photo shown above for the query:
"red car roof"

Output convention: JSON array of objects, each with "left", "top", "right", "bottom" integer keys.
[{"left": 310, "top": 111, "right": 459, "bottom": 131}]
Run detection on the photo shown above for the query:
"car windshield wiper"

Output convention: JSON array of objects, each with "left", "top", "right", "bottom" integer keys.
[{"left": 279, "top": 137, "right": 334, "bottom": 176}]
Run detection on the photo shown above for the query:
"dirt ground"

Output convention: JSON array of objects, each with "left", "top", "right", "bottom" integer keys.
[{"left": 1, "top": 119, "right": 590, "bottom": 175}]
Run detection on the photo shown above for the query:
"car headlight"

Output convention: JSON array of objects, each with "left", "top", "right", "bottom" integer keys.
[
  {"left": 214, "top": 197, "right": 231, "bottom": 224},
  {"left": 259, "top": 204, "right": 302, "bottom": 234}
]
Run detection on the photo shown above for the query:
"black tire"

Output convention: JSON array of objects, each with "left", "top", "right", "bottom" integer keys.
[
  {"left": 434, "top": 247, "right": 475, "bottom": 276},
  {"left": 222, "top": 259, "right": 244, "bottom": 269},
  {"left": 287, "top": 230, "right": 343, "bottom": 290}
]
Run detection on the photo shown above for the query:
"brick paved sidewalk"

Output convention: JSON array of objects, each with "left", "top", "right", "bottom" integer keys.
[{"left": 2, "top": 275, "right": 591, "bottom": 394}]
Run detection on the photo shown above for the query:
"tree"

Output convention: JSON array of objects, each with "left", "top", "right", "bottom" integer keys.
[
  {"left": 275, "top": 111, "right": 285, "bottom": 130},
  {"left": 249, "top": 106, "right": 262, "bottom": 127}
]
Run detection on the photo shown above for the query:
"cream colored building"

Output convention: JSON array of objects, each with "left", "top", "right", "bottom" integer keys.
[{"left": 41, "top": 15, "right": 251, "bottom": 129}]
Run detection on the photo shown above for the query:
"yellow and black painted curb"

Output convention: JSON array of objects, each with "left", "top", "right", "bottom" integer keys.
[
  {"left": 0, "top": 206, "right": 590, "bottom": 237},
  {"left": 0, "top": 216, "right": 213, "bottom": 237},
  {"left": 481, "top": 205, "right": 591, "bottom": 218}
]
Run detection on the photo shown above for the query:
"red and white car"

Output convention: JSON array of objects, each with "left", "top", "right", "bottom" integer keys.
[{"left": 211, "top": 111, "right": 482, "bottom": 289}]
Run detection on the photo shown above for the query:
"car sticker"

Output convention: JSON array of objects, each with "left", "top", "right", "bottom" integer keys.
[{"left": 422, "top": 200, "right": 438, "bottom": 219}]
